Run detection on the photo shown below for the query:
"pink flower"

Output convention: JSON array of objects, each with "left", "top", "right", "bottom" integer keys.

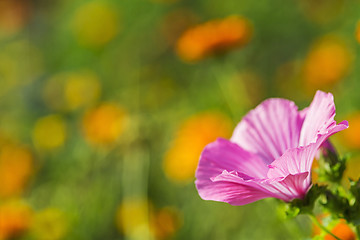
[{"left": 195, "top": 91, "right": 348, "bottom": 205}]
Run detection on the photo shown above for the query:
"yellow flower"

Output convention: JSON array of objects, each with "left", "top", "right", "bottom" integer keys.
[
  {"left": 0, "top": 41, "right": 42, "bottom": 97},
  {"left": 356, "top": 21, "right": 360, "bottom": 44},
  {"left": 176, "top": 16, "right": 252, "bottom": 62},
  {"left": 342, "top": 157, "right": 360, "bottom": 188},
  {"left": 72, "top": 1, "right": 119, "bottom": 47},
  {"left": 150, "top": 207, "right": 182, "bottom": 240},
  {"left": 32, "top": 115, "right": 66, "bottom": 151},
  {"left": 303, "top": 36, "right": 352, "bottom": 91},
  {"left": 116, "top": 198, "right": 152, "bottom": 238},
  {"left": 0, "top": 199, "right": 32, "bottom": 240},
  {"left": 82, "top": 103, "right": 127, "bottom": 146},
  {"left": 31, "top": 208, "right": 68, "bottom": 240},
  {"left": 43, "top": 71, "right": 101, "bottom": 112},
  {"left": 0, "top": 144, "right": 33, "bottom": 198},
  {"left": 163, "top": 112, "right": 232, "bottom": 183}
]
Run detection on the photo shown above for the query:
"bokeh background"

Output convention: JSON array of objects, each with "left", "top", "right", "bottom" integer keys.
[{"left": 0, "top": 0, "right": 360, "bottom": 239}]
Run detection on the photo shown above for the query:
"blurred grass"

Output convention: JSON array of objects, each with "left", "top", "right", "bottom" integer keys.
[{"left": 0, "top": 0, "right": 359, "bottom": 239}]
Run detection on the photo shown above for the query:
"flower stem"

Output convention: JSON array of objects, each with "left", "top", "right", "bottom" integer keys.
[
  {"left": 356, "top": 225, "right": 360, "bottom": 239},
  {"left": 309, "top": 214, "right": 341, "bottom": 240}
]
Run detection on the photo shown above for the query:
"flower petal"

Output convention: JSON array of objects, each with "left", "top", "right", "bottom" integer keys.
[
  {"left": 268, "top": 122, "right": 347, "bottom": 182},
  {"left": 299, "top": 90, "right": 345, "bottom": 146},
  {"left": 264, "top": 172, "right": 310, "bottom": 201},
  {"left": 195, "top": 138, "right": 268, "bottom": 181},
  {"left": 195, "top": 138, "right": 273, "bottom": 205},
  {"left": 231, "top": 99, "right": 305, "bottom": 164},
  {"left": 267, "top": 144, "right": 317, "bottom": 180},
  {"left": 197, "top": 170, "right": 309, "bottom": 205}
]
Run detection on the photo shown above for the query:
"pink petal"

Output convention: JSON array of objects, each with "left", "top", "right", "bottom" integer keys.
[
  {"left": 198, "top": 169, "right": 309, "bottom": 205},
  {"left": 299, "top": 90, "right": 345, "bottom": 146},
  {"left": 196, "top": 179, "right": 274, "bottom": 206},
  {"left": 267, "top": 144, "right": 317, "bottom": 179},
  {"left": 268, "top": 122, "right": 348, "bottom": 185},
  {"left": 195, "top": 138, "right": 269, "bottom": 181},
  {"left": 264, "top": 172, "right": 310, "bottom": 201},
  {"left": 195, "top": 138, "right": 273, "bottom": 205},
  {"left": 231, "top": 99, "right": 305, "bottom": 164}
]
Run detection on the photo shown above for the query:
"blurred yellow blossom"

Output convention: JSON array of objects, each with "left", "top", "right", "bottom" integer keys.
[
  {"left": 0, "top": 199, "right": 32, "bottom": 240},
  {"left": 163, "top": 112, "right": 232, "bottom": 183},
  {"left": 32, "top": 115, "right": 67, "bottom": 151},
  {"left": 176, "top": 16, "right": 252, "bottom": 62},
  {"left": 116, "top": 198, "right": 152, "bottom": 238},
  {"left": 342, "top": 157, "right": 360, "bottom": 188},
  {"left": 64, "top": 72, "right": 101, "bottom": 110},
  {"left": 356, "top": 21, "right": 360, "bottom": 44},
  {"left": 150, "top": 207, "right": 182, "bottom": 240},
  {"left": 339, "top": 113, "right": 360, "bottom": 149},
  {"left": 0, "top": 41, "right": 43, "bottom": 97},
  {"left": 0, "top": 144, "right": 33, "bottom": 198},
  {"left": 72, "top": 1, "right": 119, "bottom": 47},
  {"left": 303, "top": 36, "right": 352, "bottom": 91},
  {"left": 82, "top": 103, "right": 127, "bottom": 146},
  {"left": 31, "top": 208, "right": 68, "bottom": 240},
  {"left": 43, "top": 71, "right": 101, "bottom": 112}
]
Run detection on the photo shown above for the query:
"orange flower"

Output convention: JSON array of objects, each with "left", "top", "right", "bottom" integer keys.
[
  {"left": 356, "top": 21, "right": 360, "bottom": 44},
  {"left": 0, "top": 143, "right": 33, "bottom": 198},
  {"left": 176, "top": 16, "right": 252, "bottom": 62},
  {"left": 163, "top": 112, "right": 232, "bottom": 183},
  {"left": 0, "top": 0, "right": 30, "bottom": 37},
  {"left": 324, "top": 220, "right": 356, "bottom": 240},
  {"left": 339, "top": 112, "right": 360, "bottom": 149},
  {"left": 303, "top": 36, "right": 352, "bottom": 91},
  {"left": 0, "top": 200, "right": 32, "bottom": 240},
  {"left": 82, "top": 103, "right": 127, "bottom": 146},
  {"left": 150, "top": 207, "right": 182, "bottom": 240}
]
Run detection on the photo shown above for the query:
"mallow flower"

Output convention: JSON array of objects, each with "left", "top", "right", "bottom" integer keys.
[{"left": 195, "top": 90, "right": 348, "bottom": 205}]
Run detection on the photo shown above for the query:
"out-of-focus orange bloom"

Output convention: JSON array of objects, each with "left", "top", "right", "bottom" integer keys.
[
  {"left": 31, "top": 208, "right": 68, "bottom": 240},
  {"left": 0, "top": 144, "right": 33, "bottom": 198},
  {"left": 163, "top": 112, "right": 232, "bottom": 183},
  {"left": 82, "top": 103, "right": 127, "bottom": 146},
  {"left": 32, "top": 115, "right": 67, "bottom": 151},
  {"left": 176, "top": 16, "right": 252, "bottom": 62},
  {"left": 339, "top": 112, "right": 360, "bottom": 149},
  {"left": 312, "top": 213, "right": 329, "bottom": 237},
  {"left": 0, "top": 0, "right": 30, "bottom": 37},
  {"left": 303, "top": 36, "right": 352, "bottom": 91},
  {"left": 324, "top": 219, "right": 356, "bottom": 240},
  {"left": 356, "top": 21, "right": 360, "bottom": 44},
  {"left": 72, "top": 1, "right": 119, "bottom": 47},
  {"left": 150, "top": 207, "right": 182, "bottom": 240},
  {"left": 0, "top": 199, "right": 32, "bottom": 240}
]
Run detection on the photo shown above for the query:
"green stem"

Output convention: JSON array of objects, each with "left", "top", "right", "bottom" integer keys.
[
  {"left": 309, "top": 214, "right": 341, "bottom": 240},
  {"left": 356, "top": 225, "right": 360, "bottom": 239}
]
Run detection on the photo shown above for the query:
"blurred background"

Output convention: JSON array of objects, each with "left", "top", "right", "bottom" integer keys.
[{"left": 0, "top": 0, "right": 359, "bottom": 239}]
